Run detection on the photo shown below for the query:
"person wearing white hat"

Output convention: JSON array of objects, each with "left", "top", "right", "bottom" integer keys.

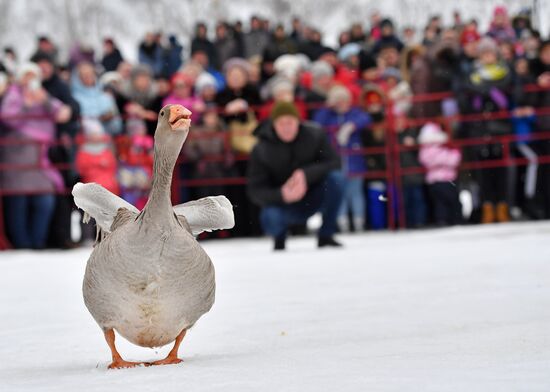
[
  {"left": 273, "top": 54, "right": 309, "bottom": 83},
  {"left": 194, "top": 72, "right": 218, "bottom": 104},
  {"left": 301, "top": 60, "right": 334, "bottom": 117},
  {"left": 418, "top": 123, "right": 462, "bottom": 226}
]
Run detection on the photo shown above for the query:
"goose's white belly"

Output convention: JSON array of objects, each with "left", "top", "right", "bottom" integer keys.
[
  {"left": 111, "top": 274, "right": 197, "bottom": 348},
  {"left": 83, "top": 223, "right": 215, "bottom": 348}
]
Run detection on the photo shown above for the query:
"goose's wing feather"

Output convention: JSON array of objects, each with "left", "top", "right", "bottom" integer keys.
[
  {"left": 111, "top": 207, "right": 138, "bottom": 231},
  {"left": 173, "top": 196, "right": 235, "bottom": 236},
  {"left": 72, "top": 182, "right": 140, "bottom": 233}
]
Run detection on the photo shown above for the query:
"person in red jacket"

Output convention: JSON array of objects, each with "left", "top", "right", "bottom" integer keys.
[
  {"left": 75, "top": 118, "right": 119, "bottom": 195},
  {"left": 117, "top": 118, "right": 154, "bottom": 210}
]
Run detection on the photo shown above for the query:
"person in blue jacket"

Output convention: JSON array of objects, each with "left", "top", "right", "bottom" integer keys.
[{"left": 313, "top": 84, "right": 371, "bottom": 231}]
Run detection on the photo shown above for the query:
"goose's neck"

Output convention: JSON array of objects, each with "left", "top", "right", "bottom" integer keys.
[{"left": 143, "top": 137, "right": 183, "bottom": 221}]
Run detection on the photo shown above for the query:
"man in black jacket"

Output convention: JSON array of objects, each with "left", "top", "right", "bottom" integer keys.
[
  {"left": 31, "top": 51, "right": 81, "bottom": 248},
  {"left": 247, "top": 102, "right": 345, "bottom": 250},
  {"left": 101, "top": 38, "right": 124, "bottom": 73},
  {"left": 191, "top": 23, "right": 219, "bottom": 71},
  {"left": 31, "top": 52, "right": 81, "bottom": 137}
]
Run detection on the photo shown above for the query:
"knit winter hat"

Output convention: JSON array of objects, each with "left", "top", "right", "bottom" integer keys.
[
  {"left": 274, "top": 54, "right": 308, "bottom": 79},
  {"left": 362, "top": 86, "right": 384, "bottom": 106},
  {"left": 460, "top": 30, "right": 481, "bottom": 46},
  {"left": 477, "top": 37, "right": 498, "bottom": 55},
  {"left": 131, "top": 64, "right": 153, "bottom": 81},
  {"left": 493, "top": 5, "right": 508, "bottom": 17},
  {"left": 223, "top": 57, "right": 251, "bottom": 77},
  {"left": 310, "top": 60, "right": 334, "bottom": 80},
  {"left": 337, "top": 43, "right": 362, "bottom": 62},
  {"left": 16, "top": 62, "right": 41, "bottom": 82},
  {"left": 326, "top": 84, "right": 352, "bottom": 106},
  {"left": 269, "top": 76, "right": 294, "bottom": 97},
  {"left": 195, "top": 72, "right": 218, "bottom": 94},
  {"left": 270, "top": 101, "right": 300, "bottom": 121},
  {"left": 418, "top": 122, "right": 448, "bottom": 145}
]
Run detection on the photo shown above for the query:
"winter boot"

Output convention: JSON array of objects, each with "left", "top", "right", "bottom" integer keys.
[
  {"left": 524, "top": 198, "right": 545, "bottom": 220},
  {"left": 318, "top": 236, "right": 343, "bottom": 248},
  {"left": 481, "top": 202, "right": 495, "bottom": 224},
  {"left": 496, "top": 202, "right": 510, "bottom": 223},
  {"left": 273, "top": 236, "right": 286, "bottom": 251}
]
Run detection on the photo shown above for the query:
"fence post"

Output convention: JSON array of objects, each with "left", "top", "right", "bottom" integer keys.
[
  {"left": 0, "top": 195, "right": 11, "bottom": 250},
  {"left": 385, "top": 99, "right": 406, "bottom": 230},
  {"left": 384, "top": 100, "right": 396, "bottom": 230},
  {"left": 393, "top": 118, "right": 406, "bottom": 230}
]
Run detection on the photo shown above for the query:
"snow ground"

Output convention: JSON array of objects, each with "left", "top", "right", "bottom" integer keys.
[{"left": 0, "top": 222, "right": 549, "bottom": 392}]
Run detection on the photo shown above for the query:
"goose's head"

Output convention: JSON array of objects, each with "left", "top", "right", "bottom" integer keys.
[{"left": 155, "top": 104, "right": 192, "bottom": 144}]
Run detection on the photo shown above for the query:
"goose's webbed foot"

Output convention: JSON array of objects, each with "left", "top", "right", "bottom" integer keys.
[
  {"left": 150, "top": 329, "right": 186, "bottom": 366},
  {"left": 104, "top": 329, "right": 150, "bottom": 370}
]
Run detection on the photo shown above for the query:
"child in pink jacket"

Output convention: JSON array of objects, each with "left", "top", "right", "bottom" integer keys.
[{"left": 418, "top": 123, "right": 462, "bottom": 226}]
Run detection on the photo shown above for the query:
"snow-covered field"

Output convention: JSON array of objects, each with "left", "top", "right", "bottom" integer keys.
[{"left": 1, "top": 222, "right": 549, "bottom": 392}]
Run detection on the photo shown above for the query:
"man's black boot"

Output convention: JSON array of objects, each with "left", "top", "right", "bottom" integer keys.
[
  {"left": 318, "top": 236, "right": 343, "bottom": 248},
  {"left": 274, "top": 236, "right": 286, "bottom": 251}
]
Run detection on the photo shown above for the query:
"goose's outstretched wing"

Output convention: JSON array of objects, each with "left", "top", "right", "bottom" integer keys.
[
  {"left": 72, "top": 182, "right": 139, "bottom": 234},
  {"left": 74, "top": 183, "right": 234, "bottom": 237},
  {"left": 173, "top": 196, "right": 235, "bottom": 236}
]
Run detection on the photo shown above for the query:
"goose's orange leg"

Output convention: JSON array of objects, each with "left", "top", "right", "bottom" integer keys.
[
  {"left": 104, "top": 329, "right": 148, "bottom": 369},
  {"left": 151, "top": 329, "right": 186, "bottom": 366}
]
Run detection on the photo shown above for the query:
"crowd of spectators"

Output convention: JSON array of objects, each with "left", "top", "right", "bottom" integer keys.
[{"left": 1, "top": 6, "right": 550, "bottom": 248}]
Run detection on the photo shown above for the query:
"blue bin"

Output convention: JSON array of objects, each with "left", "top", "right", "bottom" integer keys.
[{"left": 367, "top": 184, "right": 387, "bottom": 230}]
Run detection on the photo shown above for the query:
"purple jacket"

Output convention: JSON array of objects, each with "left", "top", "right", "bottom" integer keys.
[
  {"left": 419, "top": 144, "right": 461, "bottom": 184},
  {"left": 0, "top": 85, "right": 64, "bottom": 192},
  {"left": 313, "top": 107, "right": 370, "bottom": 174}
]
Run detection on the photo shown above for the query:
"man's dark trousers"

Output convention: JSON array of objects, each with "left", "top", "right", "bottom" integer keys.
[{"left": 260, "top": 170, "right": 345, "bottom": 239}]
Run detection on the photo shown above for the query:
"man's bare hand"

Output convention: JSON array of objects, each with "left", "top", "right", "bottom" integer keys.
[
  {"left": 281, "top": 169, "right": 307, "bottom": 203},
  {"left": 282, "top": 182, "right": 305, "bottom": 203}
]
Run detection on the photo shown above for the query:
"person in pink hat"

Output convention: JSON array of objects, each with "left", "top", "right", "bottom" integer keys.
[{"left": 487, "top": 6, "right": 516, "bottom": 44}]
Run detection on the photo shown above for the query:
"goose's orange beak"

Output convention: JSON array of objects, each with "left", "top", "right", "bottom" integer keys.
[{"left": 168, "top": 105, "right": 192, "bottom": 131}]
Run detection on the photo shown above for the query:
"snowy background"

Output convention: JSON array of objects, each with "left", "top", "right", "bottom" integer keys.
[
  {"left": 0, "top": 0, "right": 548, "bottom": 63},
  {"left": 1, "top": 222, "right": 549, "bottom": 391}
]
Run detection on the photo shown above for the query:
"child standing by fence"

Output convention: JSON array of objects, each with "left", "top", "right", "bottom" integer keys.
[{"left": 418, "top": 123, "right": 462, "bottom": 226}]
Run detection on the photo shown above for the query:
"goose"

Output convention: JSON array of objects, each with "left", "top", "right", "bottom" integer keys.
[{"left": 72, "top": 104, "right": 234, "bottom": 369}]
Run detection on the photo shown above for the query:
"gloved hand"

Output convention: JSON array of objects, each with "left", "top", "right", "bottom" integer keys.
[{"left": 336, "top": 122, "right": 356, "bottom": 146}]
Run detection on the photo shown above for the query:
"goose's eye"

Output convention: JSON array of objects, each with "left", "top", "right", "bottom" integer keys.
[{"left": 160, "top": 111, "right": 165, "bottom": 117}]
